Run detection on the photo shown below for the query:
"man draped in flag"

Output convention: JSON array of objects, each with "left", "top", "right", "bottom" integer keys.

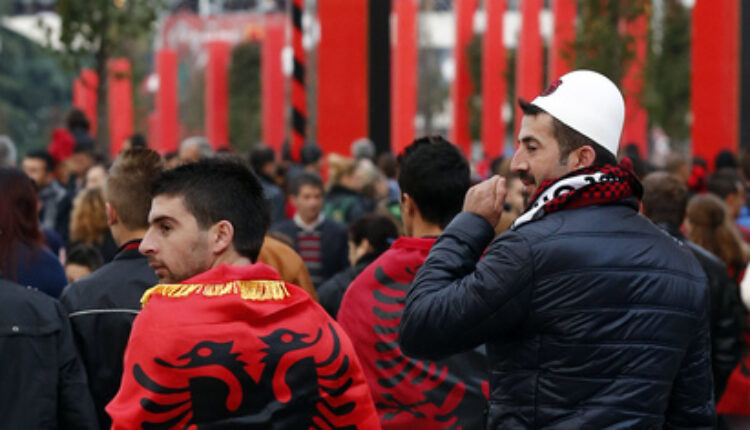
[
  {"left": 338, "top": 137, "right": 488, "bottom": 429},
  {"left": 107, "top": 159, "right": 379, "bottom": 429}
]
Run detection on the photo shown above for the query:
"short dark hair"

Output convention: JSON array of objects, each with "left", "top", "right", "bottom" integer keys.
[
  {"left": 66, "top": 108, "right": 90, "bottom": 132},
  {"left": 151, "top": 159, "right": 269, "bottom": 261},
  {"left": 398, "top": 136, "right": 470, "bottom": 228},
  {"left": 641, "top": 172, "right": 688, "bottom": 227},
  {"left": 707, "top": 168, "right": 742, "bottom": 200},
  {"left": 519, "top": 99, "right": 617, "bottom": 166},
  {"left": 66, "top": 243, "right": 104, "bottom": 272},
  {"left": 25, "top": 150, "right": 56, "bottom": 172},
  {"left": 249, "top": 145, "right": 275, "bottom": 175},
  {"left": 106, "top": 148, "right": 164, "bottom": 230},
  {"left": 289, "top": 171, "right": 324, "bottom": 196},
  {"left": 300, "top": 144, "right": 323, "bottom": 166},
  {"left": 348, "top": 213, "right": 399, "bottom": 257}
]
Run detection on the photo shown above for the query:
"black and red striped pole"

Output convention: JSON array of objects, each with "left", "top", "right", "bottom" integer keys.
[{"left": 290, "top": 0, "right": 307, "bottom": 161}]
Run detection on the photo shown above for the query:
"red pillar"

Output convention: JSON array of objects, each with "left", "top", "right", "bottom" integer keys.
[
  {"left": 515, "top": 0, "right": 544, "bottom": 137},
  {"left": 317, "top": 0, "right": 368, "bottom": 157},
  {"left": 549, "top": 0, "right": 576, "bottom": 80},
  {"left": 107, "top": 58, "right": 134, "bottom": 159},
  {"left": 262, "top": 16, "right": 287, "bottom": 152},
  {"left": 391, "top": 0, "right": 418, "bottom": 155},
  {"left": 451, "top": 0, "right": 478, "bottom": 157},
  {"left": 621, "top": 12, "right": 649, "bottom": 156},
  {"left": 156, "top": 49, "right": 179, "bottom": 154},
  {"left": 691, "top": 0, "right": 739, "bottom": 166},
  {"left": 481, "top": 0, "right": 506, "bottom": 159},
  {"left": 73, "top": 69, "right": 98, "bottom": 136},
  {"left": 205, "top": 41, "right": 231, "bottom": 149},
  {"left": 291, "top": 0, "right": 307, "bottom": 160}
]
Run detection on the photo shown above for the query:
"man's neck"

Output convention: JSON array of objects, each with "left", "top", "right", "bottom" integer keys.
[
  {"left": 212, "top": 251, "right": 253, "bottom": 268},
  {"left": 410, "top": 222, "right": 443, "bottom": 238},
  {"left": 111, "top": 227, "right": 148, "bottom": 247}
]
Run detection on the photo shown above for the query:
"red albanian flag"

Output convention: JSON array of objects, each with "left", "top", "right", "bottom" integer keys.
[{"left": 107, "top": 263, "right": 380, "bottom": 429}]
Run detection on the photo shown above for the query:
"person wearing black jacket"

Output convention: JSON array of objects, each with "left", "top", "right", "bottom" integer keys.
[
  {"left": 400, "top": 70, "right": 713, "bottom": 428},
  {"left": 60, "top": 148, "right": 163, "bottom": 428},
  {"left": 642, "top": 171, "right": 743, "bottom": 399},
  {"left": 318, "top": 213, "right": 398, "bottom": 318},
  {"left": 0, "top": 278, "right": 98, "bottom": 429}
]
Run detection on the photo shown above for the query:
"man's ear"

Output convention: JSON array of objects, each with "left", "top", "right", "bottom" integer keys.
[
  {"left": 571, "top": 145, "right": 596, "bottom": 169},
  {"left": 401, "top": 193, "right": 416, "bottom": 217},
  {"left": 211, "top": 220, "right": 235, "bottom": 255},
  {"left": 105, "top": 202, "right": 118, "bottom": 227}
]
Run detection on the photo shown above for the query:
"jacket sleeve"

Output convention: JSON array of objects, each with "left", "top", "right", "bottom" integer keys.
[
  {"left": 710, "top": 268, "right": 743, "bottom": 399},
  {"left": 664, "top": 292, "right": 716, "bottom": 429},
  {"left": 400, "top": 212, "right": 533, "bottom": 362},
  {"left": 55, "top": 300, "right": 99, "bottom": 429}
]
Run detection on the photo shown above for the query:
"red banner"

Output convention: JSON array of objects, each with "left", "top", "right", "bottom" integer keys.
[
  {"left": 549, "top": 0, "right": 576, "bottom": 80},
  {"left": 691, "top": 0, "right": 739, "bottom": 166},
  {"left": 391, "top": 0, "right": 418, "bottom": 155},
  {"left": 73, "top": 69, "right": 99, "bottom": 137},
  {"left": 451, "top": 0, "right": 478, "bottom": 157},
  {"left": 262, "top": 16, "right": 287, "bottom": 152},
  {"left": 317, "top": 0, "right": 368, "bottom": 157},
  {"left": 621, "top": 12, "right": 649, "bottom": 156},
  {"left": 156, "top": 49, "right": 179, "bottom": 154},
  {"left": 205, "top": 41, "right": 231, "bottom": 149},
  {"left": 515, "top": 0, "right": 544, "bottom": 137},
  {"left": 107, "top": 59, "right": 134, "bottom": 159},
  {"left": 481, "top": 0, "right": 506, "bottom": 159}
]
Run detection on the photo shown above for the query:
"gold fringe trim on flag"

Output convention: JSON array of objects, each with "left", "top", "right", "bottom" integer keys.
[{"left": 141, "top": 280, "right": 290, "bottom": 307}]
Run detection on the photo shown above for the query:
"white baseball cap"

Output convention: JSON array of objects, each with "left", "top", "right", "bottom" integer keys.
[{"left": 530, "top": 69, "right": 625, "bottom": 156}]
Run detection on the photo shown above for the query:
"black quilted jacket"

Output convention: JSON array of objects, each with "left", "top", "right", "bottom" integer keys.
[{"left": 400, "top": 199, "right": 715, "bottom": 429}]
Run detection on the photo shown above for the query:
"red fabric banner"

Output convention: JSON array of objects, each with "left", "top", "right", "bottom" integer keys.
[
  {"left": 621, "top": 12, "right": 649, "bottom": 156},
  {"left": 549, "top": 0, "right": 576, "bottom": 80},
  {"left": 338, "top": 238, "right": 488, "bottom": 428},
  {"left": 107, "top": 58, "right": 134, "bottom": 159},
  {"left": 515, "top": 0, "right": 544, "bottom": 137},
  {"left": 691, "top": 0, "right": 739, "bottom": 166},
  {"left": 107, "top": 263, "right": 379, "bottom": 428},
  {"left": 481, "top": 0, "right": 507, "bottom": 159},
  {"left": 156, "top": 49, "right": 179, "bottom": 154},
  {"left": 451, "top": 0, "right": 478, "bottom": 158},
  {"left": 317, "top": 0, "right": 369, "bottom": 157},
  {"left": 391, "top": 0, "right": 418, "bottom": 155},
  {"left": 261, "top": 16, "right": 287, "bottom": 152},
  {"left": 205, "top": 41, "right": 231, "bottom": 150},
  {"left": 73, "top": 69, "right": 99, "bottom": 136}
]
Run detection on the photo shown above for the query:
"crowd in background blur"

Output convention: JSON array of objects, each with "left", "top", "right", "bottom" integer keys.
[{"left": 4, "top": 106, "right": 750, "bottom": 428}]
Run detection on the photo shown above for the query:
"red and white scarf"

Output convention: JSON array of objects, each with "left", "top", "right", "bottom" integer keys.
[{"left": 511, "top": 163, "right": 643, "bottom": 230}]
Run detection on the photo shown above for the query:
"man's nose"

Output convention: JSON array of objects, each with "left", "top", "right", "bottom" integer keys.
[
  {"left": 139, "top": 229, "right": 156, "bottom": 255},
  {"left": 510, "top": 150, "right": 527, "bottom": 173}
]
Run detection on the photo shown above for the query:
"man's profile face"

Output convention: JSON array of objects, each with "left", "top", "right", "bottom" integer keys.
[
  {"left": 22, "top": 157, "right": 50, "bottom": 187},
  {"left": 139, "top": 194, "right": 212, "bottom": 283},
  {"left": 293, "top": 184, "right": 323, "bottom": 223},
  {"left": 510, "top": 113, "right": 571, "bottom": 197}
]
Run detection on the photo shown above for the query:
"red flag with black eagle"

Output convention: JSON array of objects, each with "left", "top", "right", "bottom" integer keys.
[
  {"left": 337, "top": 237, "right": 489, "bottom": 429},
  {"left": 107, "top": 263, "right": 380, "bottom": 429}
]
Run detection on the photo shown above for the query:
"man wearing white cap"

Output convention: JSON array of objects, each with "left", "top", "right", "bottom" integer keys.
[{"left": 400, "top": 70, "right": 714, "bottom": 428}]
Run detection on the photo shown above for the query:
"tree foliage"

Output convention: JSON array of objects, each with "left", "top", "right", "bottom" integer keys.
[
  {"left": 643, "top": 0, "right": 691, "bottom": 143},
  {"left": 570, "top": 0, "right": 649, "bottom": 85},
  {"left": 55, "top": 0, "right": 164, "bottom": 152},
  {"left": 228, "top": 41, "right": 261, "bottom": 155}
]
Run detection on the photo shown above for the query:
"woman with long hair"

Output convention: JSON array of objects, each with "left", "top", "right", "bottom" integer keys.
[
  {"left": 0, "top": 168, "right": 67, "bottom": 297},
  {"left": 686, "top": 193, "right": 748, "bottom": 282},
  {"left": 323, "top": 154, "right": 373, "bottom": 224},
  {"left": 69, "top": 187, "right": 118, "bottom": 262}
]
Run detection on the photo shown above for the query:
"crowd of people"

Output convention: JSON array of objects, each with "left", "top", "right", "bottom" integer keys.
[{"left": 1, "top": 69, "right": 750, "bottom": 428}]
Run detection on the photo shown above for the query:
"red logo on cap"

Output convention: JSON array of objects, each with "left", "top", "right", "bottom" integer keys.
[{"left": 540, "top": 79, "right": 562, "bottom": 97}]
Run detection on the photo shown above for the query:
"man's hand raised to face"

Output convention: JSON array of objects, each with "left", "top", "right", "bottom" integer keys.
[{"left": 462, "top": 175, "right": 507, "bottom": 228}]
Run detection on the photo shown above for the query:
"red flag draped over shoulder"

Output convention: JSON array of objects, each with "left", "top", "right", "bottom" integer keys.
[{"left": 107, "top": 263, "right": 379, "bottom": 429}]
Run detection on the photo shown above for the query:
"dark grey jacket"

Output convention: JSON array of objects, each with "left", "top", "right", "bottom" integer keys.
[
  {"left": 400, "top": 200, "right": 715, "bottom": 429},
  {"left": 0, "top": 279, "right": 98, "bottom": 429}
]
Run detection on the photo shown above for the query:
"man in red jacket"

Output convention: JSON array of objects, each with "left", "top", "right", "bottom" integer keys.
[
  {"left": 338, "top": 137, "right": 488, "bottom": 429},
  {"left": 107, "top": 158, "right": 378, "bottom": 429}
]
